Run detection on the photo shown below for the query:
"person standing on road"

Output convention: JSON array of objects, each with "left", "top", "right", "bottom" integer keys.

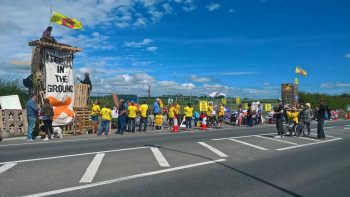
[
  {"left": 98, "top": 105, "right": 112, "bottom": 136},
  {"left": 127, "top": 101, "right": 138, "bottom": 133},
  {"left": 138, "top": 101, "right": 148, "bottom": 132},
  {"left": 302, "top": 103, "right": 312, "bottom": 136},
  {"left": 274, "top": 99, "right": 284, "bottom": 138},
  {"left": 184, "top": 103, "right": 193, "bottom": 131},
  {"left": 26, "top": 95, "right": 38, "bottom": 141},
  {"left": 116, "top": 99, "right": 126, "bottom": 135},
  {"left": 218, "top": 103, "right": 225, "bottom": 127},
  {"left": 153, "top": 98, "right": 161, "bottom": 115},
  {"left": 316, "top": 99, "right": 326, "bottom": 139},
  {"left": 91, "top": 101, "right": 100, "bottom": 134},
  {"left": 41, "top": 98, "right": 54, "bottom": 141}
]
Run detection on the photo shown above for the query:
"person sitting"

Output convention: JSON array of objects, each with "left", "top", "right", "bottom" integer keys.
[
  {"left": 41, "top": 26, "right": 56, "bottom": 42},
  {"left": 286, "top": 107, "right": 300, "bottom": 135}
]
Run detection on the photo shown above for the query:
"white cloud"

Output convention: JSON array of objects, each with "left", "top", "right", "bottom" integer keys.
[
  {"left": 206, "top": 3, "right": 221, "bottom": 12},
  {"left": 147, "top": 46, "right": 158, "bottom": 52},
  {"left": 263, "top": 82, "right": 270, "bottom": 86},
  {"left": 181, "top": 83, "right": 196, "bottom": 90},
  {"left": 320, "top": 82, "right": 350, "bottom": 88},
  {"left": 336, "top": 83, "right": 350, "bottom": 87},
  {"left": 345, "top": 53, "right": 350, "bottom": 59},
  {"left": 191, "top": 75, "right": 211, "bottom": 83},
  {"left": 124, "top": 39, "right": 153, "bottom": 48}
]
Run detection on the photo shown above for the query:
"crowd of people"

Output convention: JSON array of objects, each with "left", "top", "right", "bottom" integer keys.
[{"left": 21, "top": 94, "right": 333, "bottom": 142}]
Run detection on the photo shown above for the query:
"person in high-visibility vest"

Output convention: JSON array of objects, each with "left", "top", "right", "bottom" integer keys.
[
  {"left": 184, "top": 103, "right": 193, "bottom": 131},
  {"left": 218, "top": 103, "right": 225, "bottom": 127},
  {"left": 91, "top": 101, "right": 100, "bottom": 134}
]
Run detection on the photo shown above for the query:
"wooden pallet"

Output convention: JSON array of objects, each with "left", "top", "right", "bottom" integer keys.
[
  {"left": 74, "top": 84, "right": 89, "bottom": 108},
  {"left": 73, "top": 108, "right": 92, "bottom": 133},
  {"left": 0, "top": 110, "right": 28, "bottom": 137}
]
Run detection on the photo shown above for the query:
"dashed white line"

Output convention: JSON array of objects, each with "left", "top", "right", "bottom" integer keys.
[
  {"left": 211, "top": 133, "right": 275, "bottom": 141},
  {"left": 228, "top": 139, "right": 268, "bottom": 150},
  {"left": 276, "top": 138, "right": 342, "bottom": 151},
  {"left": 198, "top": 142, "right": 228, "bottom": 157},
  {"left": 254, "top": 135, "right": 299, "bottom": 145},
  {"left": 0, "top": 162, "right": 17, "bottom": 174},
  {"left": 22, "top": 159, "right": 226, "bottom": 197},
  {"left": 0, "top": 146, "right": 148, "bottom": 165},
  {"left": 79, "top": 153, "right": 105, "bottom": 183},
  {"left": 150, "top": 147, "right": 170, "bottom": 167}
]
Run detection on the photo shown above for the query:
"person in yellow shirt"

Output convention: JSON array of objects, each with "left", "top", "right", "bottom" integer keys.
[
  {"left": 138, "top": 101, "right": 149, "bottom": 132},
  {"left": 168, "top": 103, "right": 176, "bottom": 129},
  {"left": 184, "top": 103, "right": 193, "bottom": 131},
  {"left": 207, "top": 102, "right": 213, "bottom": 128},
  {"left": 218, "top": 103, "right": 225, "bottom": 127},
  {"left": 127, "top": 101, "right": 138, "bottom": 132},
  {"left": 91, "top": 101, "right": 100, "bottom": 134},
  {"left": 175, "top": 102, "right": 181, "bottom": 129},
  {"left": 98, "top": 105, "right": 111, "bottom": 136}
]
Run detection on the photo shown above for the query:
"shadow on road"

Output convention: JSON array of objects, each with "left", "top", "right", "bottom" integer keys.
[{"left": 145, "top": 145, "right": 302, "bottom": 197}]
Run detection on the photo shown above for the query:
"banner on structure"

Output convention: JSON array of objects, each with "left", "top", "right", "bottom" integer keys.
[
  {"left": 199, "top": 100, "right": 208, "bottom": 112},
  {"left": 45, "top": 49, "right": 75, "bottom": 126}
]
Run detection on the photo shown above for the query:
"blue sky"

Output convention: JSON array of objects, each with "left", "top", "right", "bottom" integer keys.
[{"left": 0, "top": 0, "right": 349, "bottom": 98}]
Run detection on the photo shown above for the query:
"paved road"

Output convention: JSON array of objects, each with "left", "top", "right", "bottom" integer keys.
[{"left": 1, "top": 120, "right": 350, "bottom": 197}]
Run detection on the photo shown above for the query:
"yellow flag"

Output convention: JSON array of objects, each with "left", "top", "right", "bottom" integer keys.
[
  {"left": 236, "top": 97, "right": 241, "bottom": 104},
  {"left": 50, "top": 12, "right": 83, "bottom": 30},
  {"left": 294, "top": 78, "right": 299, "bottom": 85},
  {"left": 264, "top": 104, "right": 272, "bottom": 111},
  {"left": 221, "top": 98, "right": 227, "bottom": 105},
  {"left": 199, "top": 100, "right": 208, "bottom": 111},
  {"left": 244, "top": 103, "right": 248, "bottom": 109},
  {"left": 295, "top": 66, "right": 307, "bottom": 77}
]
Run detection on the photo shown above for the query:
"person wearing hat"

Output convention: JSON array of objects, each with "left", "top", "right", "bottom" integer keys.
[
  {"left": 273, "top": 99, "right": 284, "bottom": 138},
  {"left": 302, "top": 103, "right": 313, "bottom": 136}
]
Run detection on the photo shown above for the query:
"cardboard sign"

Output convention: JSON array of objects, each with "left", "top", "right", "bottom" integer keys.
[
  {"left": 199, "top": 100, "right": 208, "bottom": 112},
  {"left": 45, "top": 49, "right": 74, "bottom": 126}
]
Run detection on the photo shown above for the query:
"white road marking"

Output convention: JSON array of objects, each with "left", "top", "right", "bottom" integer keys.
[
  {"left": 22, "top": 159, "right": 226, "bottom": 197},
  {"left": 228, "top": 139, "right": 268, "bottom": 150},
  {"left": 345, "top": 128, "right": 350, "bottom": 130},
  {"left": 0, "top": 146, "right": 148, "bottom": 165},
  {"left": 0, "top": 162, "right": 17, "bottom": 174},
  {"left": 79, "top": 153, "right": 105, "bottom": 183},
  {"left": 198, "top": 142, "right": 228, "bottom": 157},
  {"left": 211, "top": 133, "right": 275, "bottom": 141},
  {"left": 276, "top": 138, "right": 342, "bottom": 151},
  {"left": 150, "top": 147, "right": 170, "bottom": 167},
  {"left": 254, "top": 135, "right": 299, "bottom": 145},
  {"left": 324, "top": 126, "right": 336, "bottom": 129}
]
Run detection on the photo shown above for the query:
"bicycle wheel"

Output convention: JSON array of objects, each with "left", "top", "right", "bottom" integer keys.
[{"left": 295, "top": 125, "right": 303, "bottom": 137}]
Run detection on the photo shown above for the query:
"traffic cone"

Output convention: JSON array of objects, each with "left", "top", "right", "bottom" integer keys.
[
  {"left": 201, "top": 117, "right": 207, "bottom": 131},
  {"left": 172, "top": 117, "right": 179, "bottom": 132}
]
